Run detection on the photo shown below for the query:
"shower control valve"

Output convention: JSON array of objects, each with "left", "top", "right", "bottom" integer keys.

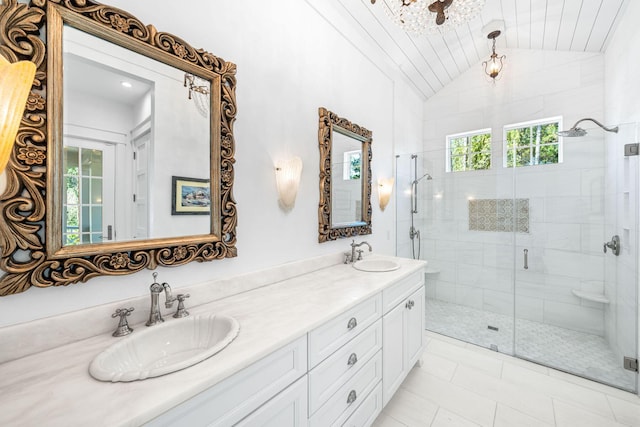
[{"left": 603, "top": 235, "right": 620, "bottom": 256}]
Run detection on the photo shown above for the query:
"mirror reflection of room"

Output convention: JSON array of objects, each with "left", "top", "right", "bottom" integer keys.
[
  {"left": 331, "top": 130, "right": 363, "bottom": 226},
  {"left": 62, "top": 26, "right": 211, "bottom": 245}
]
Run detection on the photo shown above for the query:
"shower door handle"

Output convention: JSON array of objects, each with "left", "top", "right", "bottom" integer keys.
[{"left": 523, "top": 249, "right": 528, "bottom": 270}]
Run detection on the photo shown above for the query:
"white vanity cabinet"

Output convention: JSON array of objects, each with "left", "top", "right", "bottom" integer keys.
[
  {"left": 235, "top": 376, "right": 308, "bottom": 427},
  {"left": 382, "top": 271, "right": 425, "bottom": 406},
  {"left": 145, "top": 336, "right": 308, "bottom": 427},
  {"left": 145, "top": 266, "right": 425, "bottom": 427},
  {"left": 308, "top": 294, "right": 384, "bottom": 426}
]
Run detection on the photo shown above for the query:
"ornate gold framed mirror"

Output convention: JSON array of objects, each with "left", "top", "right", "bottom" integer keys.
[
  {"left": 318, "top": 107, "right": 372, "bottom": 243},
  {"left": 0, "top": 0, "right": 237, "bottom": 295}
]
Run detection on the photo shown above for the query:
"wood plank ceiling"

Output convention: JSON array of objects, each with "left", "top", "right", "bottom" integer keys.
[{"left": 328, "top": 0, "right": 628, "bottom": 100}]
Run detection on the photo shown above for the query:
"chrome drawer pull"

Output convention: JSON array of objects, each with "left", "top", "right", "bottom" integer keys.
[
  {"left": 347, "top": 390, "right": 357, "bottom": 405},
  {"left": 347, "top": 317, "right": 357, "bottom": 330},
  {"left": 405, "top": 300, "right": 415, "bottom": 309},
  {"left": 347, "top": 352, "right": 358, "bottom": 367}
]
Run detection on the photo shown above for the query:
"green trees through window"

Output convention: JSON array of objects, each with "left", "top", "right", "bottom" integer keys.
[
  {"left": 447, "top": 131, "right": 492, "bottom": 172},
  {"left": 505, "top": 120, "right": 560, "bottom": 167},
  {"left": 446, "top": 118, "right": 562, "bottom": 173}
]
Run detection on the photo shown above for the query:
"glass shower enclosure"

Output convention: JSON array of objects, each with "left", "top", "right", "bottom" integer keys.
[{"left": 396, "top": 122, "right": 639, "bottom": 392}]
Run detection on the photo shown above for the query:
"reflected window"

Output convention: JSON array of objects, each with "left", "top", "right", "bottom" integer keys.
[
  {"left": 446, "top": 129, "right": 492, "bottom": 172},
  {"left": 343, "top": 150, "right": 362, "bottom": 180},
  {"left": 63, "top": 145, "right": 111, "bottom": 245},
  {"left": 504, "top": 117, "right": 562, "bottom": 167}
]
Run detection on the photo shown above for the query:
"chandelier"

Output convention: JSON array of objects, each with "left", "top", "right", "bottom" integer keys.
[
  {"left": 482, "top": 30, "right": 505, "bottom": 80},
  {"left": 184, "top": 73, "right": 210, "bottom": 118},
  {"left": 371, "top": 0, "right": 486, "bottom": 35}
]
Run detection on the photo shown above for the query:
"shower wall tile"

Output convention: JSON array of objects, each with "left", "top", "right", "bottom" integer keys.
[
  {"left": 455, "top": 241, "right": 484, "bottom": 265},
  {"left": 482, "top": 290, "right": 513, "bottom": 316},
  {"left": 430, "top": 260, "right": 456, "bottom": 283},
  {"left": 435, "top": 281, "right": 456, "bottom": 304},
  {"left": 514, "top": 279, "right": 546, "bottom": 300},
  {"left": 477, "top": 267, "right": 514, "bottom": 293},
  {"left": 515, "top": 295, "right": 544, "bottom": 323},
  {"left": 396, "top": 242, "right": 412, "bottom": 259},
  {"left": 580, "top": 224, "right": 606, "bottom": 255},
  {"left": 482, "top": 244, "right": 514, "bottom": 269},
  {"left": 543, "top": 197, "right": 588, "bottom": 223},
  {"left": 435, "top": 240, "right": 457, "bottom": 262},
  {"left": 456, "top": 263, "right": 483, "bottom": 287},
  {"left": 425, "top": 281, "right": 436, "bottom": 299},
  {"left": 420, "top": 239, "right": 437, "bottom": 259},
  {"left": 542, "top": 249, "right": 604, "bottom": 281},
  {"left": 543, "top": 301, "right": 605, "bottom": 335},
  {"left": 545, "top": 169, "right": 583, "bottom": 197},
  {"left": 541, "top": 223, "right": 582, "bottom": 251},
  {"left": 455, "top": 285, "right": 484, "bottom": 310}
]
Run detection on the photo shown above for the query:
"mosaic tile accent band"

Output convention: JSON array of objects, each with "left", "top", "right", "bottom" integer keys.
[{"left": 468, "top": 198, "right": 529, "bottom": 232}]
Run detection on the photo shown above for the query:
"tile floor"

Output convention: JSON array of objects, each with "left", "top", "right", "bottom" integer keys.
[
  {"left": 426, "top": 299, "right": 635, "bottom": 391},
  {"left": 373, "top": 331, "right": 640, "bottom": 427}
]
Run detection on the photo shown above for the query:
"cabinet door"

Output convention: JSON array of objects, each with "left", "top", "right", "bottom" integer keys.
[
  {"left": 382, "top": 302, "right": 405, "bottom": 406},
  {"left": 236, "top": 376, "right": 308, "bottom": 427},
  {"left": 405, "top": 286, "right": 425, "bottom": 368}
]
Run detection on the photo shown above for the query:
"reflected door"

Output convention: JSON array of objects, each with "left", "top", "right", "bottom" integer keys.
[
  {"left": 132, "top": 128, "right": 150, "bottom": 239},
  {"left": 63, "top": 138, "right": 115, "bottom": 245}
]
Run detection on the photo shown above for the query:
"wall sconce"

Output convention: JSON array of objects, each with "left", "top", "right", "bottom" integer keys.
[
  {"left": 275, "top": 156, "right": 303, "bottom": 211},
  {"left": 0, "top": 56, "right": 36, "bottom": 174},
  {"left": 482, "top": 30, "right": 505, "bottom": 81},
  {"left": 378, "top": 177, "right": 395, "bottom": 211}
]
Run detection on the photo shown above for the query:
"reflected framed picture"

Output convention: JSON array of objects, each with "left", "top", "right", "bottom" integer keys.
[{"left": 171, "top": 176, "right": 211, "bottom": 215}]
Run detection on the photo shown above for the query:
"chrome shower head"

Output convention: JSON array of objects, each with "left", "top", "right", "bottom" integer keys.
[
  {"left": 558, "top": 118, "right": 618, "bottom": 137},
  {"left": 413, "top": 173, "right": 432, "bottom": 184},
  {"left": 557, "top": 127, "right": 588, "bottom": 137}
]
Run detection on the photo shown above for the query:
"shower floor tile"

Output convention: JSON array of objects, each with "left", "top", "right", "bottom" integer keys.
[{"left": 426, "top": 298, "right": 636, "bottom": 392}]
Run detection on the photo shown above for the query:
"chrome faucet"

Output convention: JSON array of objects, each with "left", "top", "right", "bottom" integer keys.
[
  {"left": 346, "top": 240, "right": 372, "bottom": 263},
  {"left": 146, "top": 272, "right": 175, "bottom": 326}
]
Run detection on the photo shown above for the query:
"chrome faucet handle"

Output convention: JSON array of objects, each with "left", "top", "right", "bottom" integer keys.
[
  {"left": 173, "top": 294, "right": 190, "bottom": 318},
  {"left": 356, "top": 249, "right": 364, "bottom": 260},
  {"left": 111, "top": 307, "right": 134, "bottom": 337}
]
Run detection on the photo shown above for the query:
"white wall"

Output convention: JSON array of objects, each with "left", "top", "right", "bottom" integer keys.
[
  {"left": 603, "top": 0, "right": 640, "bottom": 376},
  {"left": 0, "top": 0, "right": 423, "bottom": 327},
  {"left": 420, "top": 48, "right": 608, "bottom": 335}
]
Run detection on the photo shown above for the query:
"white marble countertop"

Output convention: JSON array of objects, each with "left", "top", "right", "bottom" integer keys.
[{"left": 0, "top": 255, "right": 426, "bottom": 427}]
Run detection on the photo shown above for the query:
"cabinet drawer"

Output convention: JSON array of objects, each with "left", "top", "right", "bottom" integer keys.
[
  {"left": 342, "top": 382, "right": 383, "bottom": 427},
  {"left": 145, "top": 336, "right": 307, "bottom": 427},
  {"left": 309, "top": 351, "right": 382, "bottom": 427},
  {"left": 308, "top": 293, "right": 382, "bottom": 368},
  {"left": 308, "top": 319, "right": 382, "bottom": 415},
  {"left": 382, "top": 270, "right": 423, "bottom": 314},
  {"left": 236, "top": 375, "right": 308, "bottom": 427}
]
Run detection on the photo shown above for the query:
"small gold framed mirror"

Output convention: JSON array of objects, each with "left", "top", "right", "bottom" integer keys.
[{"left": 318, "top": 107, "right": 372, "bottom": 243}]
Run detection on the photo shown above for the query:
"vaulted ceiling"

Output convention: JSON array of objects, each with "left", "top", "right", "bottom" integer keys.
[{"left": 317, "top": 0, "right": 628, "bottom": 100}]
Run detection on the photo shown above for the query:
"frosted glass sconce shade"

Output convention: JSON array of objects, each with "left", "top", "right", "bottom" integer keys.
[
  {"left": 378, "top": 177, "right": 394, "bottom": 211},
  {"left": 0, "top": 55, "right": 36, "bottom": 174},
  {"left": 275, "top": 156, "right": 303, "bottom": 210}
]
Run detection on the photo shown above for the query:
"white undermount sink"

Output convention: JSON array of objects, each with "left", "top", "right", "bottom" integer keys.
[
  {"left": 353, "top": 259, "right": 400, "bottom": 272},
  {"left": 89, "top": 313, "right": 240, "bottom": 382}
]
